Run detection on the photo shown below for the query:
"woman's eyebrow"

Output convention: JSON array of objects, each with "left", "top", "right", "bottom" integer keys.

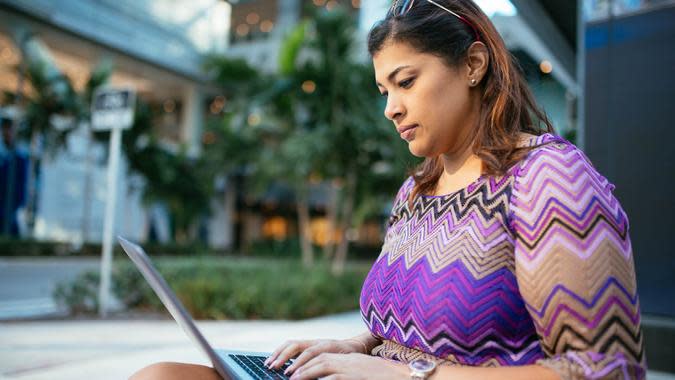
[{"left": 376, "top": 65, "right": 412, "bottom": 87}]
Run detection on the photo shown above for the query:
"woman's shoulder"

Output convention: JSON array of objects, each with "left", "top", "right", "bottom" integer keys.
[
  {"left": 511, "top": 132, "right": 616, "bottom": 198},
  {"left": 513, "top": 132, "right": 590, "bottom": 175},
  {"left": 517, "top": 132, "right": 573, "bottom": 158}
]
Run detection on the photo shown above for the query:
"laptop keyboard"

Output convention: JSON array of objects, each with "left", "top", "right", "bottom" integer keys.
[{"left": 229, "top": 354, "right": 292, "bottom": 380}]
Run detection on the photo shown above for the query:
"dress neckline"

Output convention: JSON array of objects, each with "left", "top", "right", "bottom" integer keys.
[
  {"left": 419, "top": 173, "right": 488, "bottom": 199},
  {"left": 418, "top": 133, "right": 555, "bottom": 199}
]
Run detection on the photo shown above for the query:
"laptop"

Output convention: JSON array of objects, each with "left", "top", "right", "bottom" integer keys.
[{"left": 117, "top": 236, "right": 294, "bottom": 380}]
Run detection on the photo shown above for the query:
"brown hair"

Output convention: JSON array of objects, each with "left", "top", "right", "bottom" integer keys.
[{"left": 367, "top": 0, "right": 554, "bottom": 204}]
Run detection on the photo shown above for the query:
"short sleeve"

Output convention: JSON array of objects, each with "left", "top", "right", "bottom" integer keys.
[{"left": 509, "top": 140, "right": 646, "bottom": 379}]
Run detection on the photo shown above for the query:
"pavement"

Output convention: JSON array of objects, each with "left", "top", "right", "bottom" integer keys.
[
  {"left": 2, "top": 311, "right": 675, "bottom": 380},
  {"left": 0, "top": 311, "right": 368, "bottom": 380}
]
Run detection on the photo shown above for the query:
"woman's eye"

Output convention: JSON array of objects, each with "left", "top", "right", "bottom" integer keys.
[
  {"left": 399, "top": 78, "right": 414, "bottom": 88},
  {"left": 380, "top": 92, "right": 388, "bottom": 98}
]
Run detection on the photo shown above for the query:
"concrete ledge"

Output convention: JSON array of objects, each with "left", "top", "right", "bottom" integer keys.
[{"left": 643, "top": 314, "right": 675, "bottom": 373}]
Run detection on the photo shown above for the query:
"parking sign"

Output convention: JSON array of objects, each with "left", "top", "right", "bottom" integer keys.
[
  {"left": 91, "top": 87, "right": 136, "bottom": 131},
  {"left": 91, "top": 86, "right": 136, "bottom": 316}
]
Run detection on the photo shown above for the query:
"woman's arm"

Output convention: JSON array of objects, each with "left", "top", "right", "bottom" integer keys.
[
  {"left": 346, "top": 331, "right": 382, "bottom": 354},
  {"left": 288, "top": 344, "right": 561, "bottom": 380},
  {"left": 430, "top": 363, "right": 559, "bottom": 380},
  {"left": 508, "top": 143, "right": 646, "bottom": 379}
]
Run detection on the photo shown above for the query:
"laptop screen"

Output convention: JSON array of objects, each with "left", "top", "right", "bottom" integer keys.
[{"left": 117, "top": 236, "right": 236, "bottom": 380}]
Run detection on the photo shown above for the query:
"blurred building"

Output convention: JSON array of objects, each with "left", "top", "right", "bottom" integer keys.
[
  {"left": 0, "top": 0, "right": 232, "bottom": 246},
  {"left": 0, "top": 0, "right": 581, "bottom": 250}
]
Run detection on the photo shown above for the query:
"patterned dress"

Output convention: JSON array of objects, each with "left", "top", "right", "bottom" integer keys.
[{"left": 359, "top": 133, "right": 646, "bottom": 379}]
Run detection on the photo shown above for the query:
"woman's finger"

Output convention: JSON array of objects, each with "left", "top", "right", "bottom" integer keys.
[
  {"left": 317, "top": 375, "right": 346, "bottom": 380},
  {"left": 269, "top": 341, "right": 306, "bottom": 369},
  {"left": 264, "top": 341, "right": 288, "bottom": 366},
  {"left": 291, "top": 353, "right": 337, "bottom": 380},
  {"left": 283, "top": 344, "right": 325, "bottom": 375},
  {"left": 264, "top": 340, "right": 301, "bottom": 367}
]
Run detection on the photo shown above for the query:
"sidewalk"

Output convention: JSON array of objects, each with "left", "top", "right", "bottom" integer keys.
[
  {"left": 2, "top": 310, "right": 674, "bottom": 380},
  {"left": 0, "top": 311, "right": 367, "bottom": 380}
]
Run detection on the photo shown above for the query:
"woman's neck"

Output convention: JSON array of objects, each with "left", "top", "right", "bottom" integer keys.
[
  {"left": 433, "top": 131, "right": 540, "bottom": 195},
  {"left": 433, "top": 143, "right": 483, "bottom": 196},
  {"left": 439, "top": 141, "right": 479, "bottom": 176}
]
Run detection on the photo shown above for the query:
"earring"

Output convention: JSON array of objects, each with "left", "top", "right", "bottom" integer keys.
[{"left": 470, "top": 78, "right": 477, "bottom": 85}]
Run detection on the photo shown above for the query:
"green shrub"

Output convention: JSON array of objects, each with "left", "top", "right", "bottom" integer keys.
[
  {"left": 53, "top": 257, "right": 371, "bottom": 320},
  {"left": 53, "top": 271, "right": 100, "bottom": 313}
]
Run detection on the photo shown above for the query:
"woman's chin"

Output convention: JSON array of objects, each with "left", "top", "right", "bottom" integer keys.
[{"left": 407, "top": 140, "right": 430, "bottom": 158}]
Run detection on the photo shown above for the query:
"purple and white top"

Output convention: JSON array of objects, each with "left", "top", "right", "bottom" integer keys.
[{"left": 359, "top": 133, "right": 646, "bottom": 379}]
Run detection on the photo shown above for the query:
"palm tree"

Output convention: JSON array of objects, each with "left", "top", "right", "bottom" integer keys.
[
  {"left": 286, "top": 6, "right": 413, "bottom": 274},
  {"left": 4, "top": 31, "right": 90, "bottom": 235},
  {"left": 201, "top": 8, "right": 412, "bottom": 270},
  {"left": 261, "top": 20, "right": 320, "bottom": 268}
]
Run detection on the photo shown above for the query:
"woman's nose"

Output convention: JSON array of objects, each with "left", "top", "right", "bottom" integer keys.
[{"left": 384, "top": 96, "right": 404, "bottom": 121}]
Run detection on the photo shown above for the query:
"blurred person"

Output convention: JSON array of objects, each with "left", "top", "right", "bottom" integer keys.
[
  {"left": 0, "top": 116, "right": 29, "bottom": 237},
  {"left": 131, "top": 0, "right": 645, "bottom": 379}
]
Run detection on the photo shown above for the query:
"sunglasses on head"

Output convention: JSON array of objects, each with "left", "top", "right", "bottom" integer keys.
[{"left": 388, "top": 0, "right": 481, "bottom": 41}]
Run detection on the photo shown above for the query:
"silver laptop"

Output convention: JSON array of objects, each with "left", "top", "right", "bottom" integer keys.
[{"left": 117, "top": 236, "right": 293, "bottom": 380}]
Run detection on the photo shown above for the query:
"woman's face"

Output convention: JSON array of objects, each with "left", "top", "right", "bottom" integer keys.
[{"left": 373, "top": 40, "right": 476, "bottom": 158}]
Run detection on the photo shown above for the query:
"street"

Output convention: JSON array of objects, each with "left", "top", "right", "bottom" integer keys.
[{"left": 0, "top": 257, "right": 99, "bottom": 320}]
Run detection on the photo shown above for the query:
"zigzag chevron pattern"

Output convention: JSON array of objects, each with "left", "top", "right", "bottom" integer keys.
[{"left": 359, "top": 133, "right": 646, "bottom": 379}]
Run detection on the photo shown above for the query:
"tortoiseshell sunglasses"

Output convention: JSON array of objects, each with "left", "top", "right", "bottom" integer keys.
[{"left": 388, "top": 0, "right": 481, "bottom": 41}]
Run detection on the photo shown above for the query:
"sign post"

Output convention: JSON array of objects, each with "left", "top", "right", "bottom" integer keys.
[{"left": 91, "top": 87, "right": 135, "bottom": 317}]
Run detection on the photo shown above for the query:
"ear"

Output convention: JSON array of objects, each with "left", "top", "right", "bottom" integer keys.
[{"left": 465, "top": 42, "right": 489, "bottom": 86}]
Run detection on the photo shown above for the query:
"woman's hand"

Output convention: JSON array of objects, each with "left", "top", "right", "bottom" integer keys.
[
  {"left": 288, "top": 352, "right": 409, "bottom": 380},
  {"left": 264, "top": 338, "right": 370, "bottom": 374}
]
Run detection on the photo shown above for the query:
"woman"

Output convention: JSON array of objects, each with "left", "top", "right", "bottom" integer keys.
[{"left": 131, "top": 0, "right": 645, "bottom": 379}]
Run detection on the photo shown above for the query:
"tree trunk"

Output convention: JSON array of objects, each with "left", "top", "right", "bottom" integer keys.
[
  {"left": 332, "top": 170, "right": 356, "bottom": 276},
  {"left": 322, "top": 180, "right": 338, "bottom": 260},
  {"left": 297, "top": 185, "right": 314, "bottom": 268}
]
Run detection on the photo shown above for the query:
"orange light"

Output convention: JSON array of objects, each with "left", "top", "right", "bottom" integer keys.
[
  {"left": 247, "top": 113, "right": 261, "bottom": 126},
  {"left": 210, "top": 100, "right": 224, "bottom": 114},
  {"left": 236, "top": 24, "right": 250, "bottom": 36},
  {"left": 540, "top": 60, "right": 553, "bottom": 74},
  {"left": 302, "top": 80, "right": 316, "bottom": 93},
  {"left": 246, "top": 12, "right": 260, "bottom": 25},
  {"left": 260, "top": 20, "right": 274, "bottom": 32},
  {"left": 262, "top": 216, "right": 288, "bottom": 240},
  {"left": 202, "top": 131, "right": 217, "bottom": 145},
  {"left": 163, "top": 99, "right": 176, "bottom": 113}
]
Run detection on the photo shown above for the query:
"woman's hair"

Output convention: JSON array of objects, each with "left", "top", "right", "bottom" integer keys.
[{"left": 368, "top": 0, "right": 554, "bottom": 203}]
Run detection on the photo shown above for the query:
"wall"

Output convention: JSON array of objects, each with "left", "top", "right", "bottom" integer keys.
[{"left": 584, "top": 4, "right": 675, "bottom": 317}]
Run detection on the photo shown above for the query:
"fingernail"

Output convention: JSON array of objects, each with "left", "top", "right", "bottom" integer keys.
[{"left": 271, "top": 360, "right": 279, "bottom": 368}]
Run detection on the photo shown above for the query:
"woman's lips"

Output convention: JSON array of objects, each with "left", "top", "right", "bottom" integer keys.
[{"left": 400, "top": 125, "right": 418, "bottom": 141}]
